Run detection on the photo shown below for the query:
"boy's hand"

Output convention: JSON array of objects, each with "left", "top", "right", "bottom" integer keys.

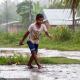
[
  {"left": 49, "top": 35, "right": 53, "bottom": 40},
  {"left": 45, "top": 32, "right": 53, "bottom": 40},
  {"left": 19, "top": 40, "right": 24, "bottom": 46}
]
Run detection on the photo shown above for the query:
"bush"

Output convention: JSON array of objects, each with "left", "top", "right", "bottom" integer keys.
[
  {"left": 52, "top": 26, "right": 72, "bottom": 41},
  {"left": 72, "top": 30, "right": 80, "bottom": 44},
  {"left": 0, "top": 31, "right": 24, "bottom": 45}
]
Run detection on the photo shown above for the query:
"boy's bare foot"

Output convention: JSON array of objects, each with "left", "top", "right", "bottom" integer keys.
[
  {"left": 27, "top": 64, "right": 35, "bottom": 69},
  {"left": 38, "top": 65, "right": 42, "bottom": 69}
]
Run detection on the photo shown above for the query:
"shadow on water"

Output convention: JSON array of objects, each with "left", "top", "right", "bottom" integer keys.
[
  {"left": 0, "top": 78, "right": 30, "bottom": 80},
  {"left": 0, "top": 78, "right": 7, "bottom": 80}
]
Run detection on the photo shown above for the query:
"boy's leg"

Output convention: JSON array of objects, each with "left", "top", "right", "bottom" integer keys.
[
  {"left": 32, "top": 44, "right": 42, "bottom": 69},
  {"left": 27, "top": 51, "right": 40, "bottom": 69},
  {"left": 27, "top": 43, "right": 38, "bottom": 66},
  {"left": 27, "top": 41, "right": 34, "bottom": 68},
  {"left": 31, "top": 51, "right": 42, "bottom": 69},
  {"left": 27, "top": 52, "right": 42, "bottom": 69},
  {"left": 27, "top": 41, "right": 41, "bottom": 69},
  {"left": 27, "top": 55, "right": 34, "bottom": 67}
]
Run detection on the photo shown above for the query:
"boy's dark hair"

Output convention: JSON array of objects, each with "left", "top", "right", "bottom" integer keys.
[{"left": 36, "top": 13, "right": 44, "bottom": 20}]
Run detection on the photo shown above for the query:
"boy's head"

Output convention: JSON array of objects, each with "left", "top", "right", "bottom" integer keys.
[{"left": 36, "top": 13, "right": 44, "bottom": 25}]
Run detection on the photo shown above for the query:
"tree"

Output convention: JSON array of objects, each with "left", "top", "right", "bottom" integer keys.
[
  {"left": 48, "top": 0, "right": 80, "bottom": 31},
  {"left": 16, "top": 0, "right": 33, "bottom": 27},
  {"left": 48, "top": 0, "right": 71, "bottom": 9},
  {"left": 61, "top": 0, "right": 80, "bottom": 31},
  {"left": 33, "top": 1, "right": 43, "bottom": 17},
  {"left": 0, "top": 0, "right": 19, "bottom": 24},
  {"left": 77, "top": 5, "right": 80, "bottom": 17}
]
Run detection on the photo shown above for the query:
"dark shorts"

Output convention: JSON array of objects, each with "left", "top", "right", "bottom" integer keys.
[{"left": 27, "top": 40, "right": 38, "bottom": 53}]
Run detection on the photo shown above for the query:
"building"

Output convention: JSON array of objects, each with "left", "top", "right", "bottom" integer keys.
[
  {"left": 43, "top": 9, "right": 73, "bottom": 27},
  {"left": 0, "top": 21, "right": 23, "bottom": 33}
]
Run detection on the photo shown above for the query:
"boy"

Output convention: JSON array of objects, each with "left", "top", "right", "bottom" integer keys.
[{"left": 19, "top": 14, "right": 51, "bottom": 69}]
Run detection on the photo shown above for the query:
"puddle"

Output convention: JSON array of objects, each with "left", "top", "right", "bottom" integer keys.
[{"left": 0, "top": 64, "right": 80, "bottom": 80}]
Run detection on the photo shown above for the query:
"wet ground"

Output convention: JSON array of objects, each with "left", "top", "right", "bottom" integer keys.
[
  {"left": 0, "top": 48, "right": 80, "bottom": 80},
  {"left": 0, "top": 64, "right": 80, "bottom": 80}
]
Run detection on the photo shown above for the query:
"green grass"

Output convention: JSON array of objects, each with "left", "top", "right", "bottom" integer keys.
[
  {"left": 39, "top": 39, "right": 80, "bottom": 50},
  {"left": 0, "top": 27, "right": 80, "bottom": 50},
  {"left": 0, "top": 55, "right": 29, "bottom": 65},
  {"left": 39, "top": 27, "right": 80, "bottom": 50},
  {"left": 0, "top": 55, "right": 80, "bottom": 65},
  {"left": 39, "top": 57, "right": 80, "bottom": 64}
]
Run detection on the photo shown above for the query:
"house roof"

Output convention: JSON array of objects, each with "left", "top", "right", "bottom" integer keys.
[
  {"left": 43, "top": 9, "right": 73, "bottom": 25},
  {"left": 0, "top": 21, "right": 20, "bottom": 26}
]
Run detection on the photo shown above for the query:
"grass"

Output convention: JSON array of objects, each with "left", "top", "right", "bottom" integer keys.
[
  {"left": 39, "top": 27, "right": 80, "bottom": 50},
  {"left": 39, "top": 39, "right": 80, "bottom": 50},
  {"left": 0, "top": 27, "right": 80, "bottom": 65},
  {"left": 0, "top": 27, "right": 80, "bottom": 50},
  {"left": 39, "top": 57, "right": 80, "bottom": 64},
  {"left": 0, "top": 55, "right": 80, "bottom": 65}
]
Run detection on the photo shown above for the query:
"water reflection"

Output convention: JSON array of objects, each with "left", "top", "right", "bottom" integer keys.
[{"left": 0, "top": 78, "right": 30, "bottom": 80}]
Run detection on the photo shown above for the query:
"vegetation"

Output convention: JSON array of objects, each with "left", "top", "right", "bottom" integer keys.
[
  {"left": 16, "top": 0, "right": 43, "bottom": 27},
  {"left": 16, "top": 0, "right": 33, "bottom": 27},
  {"left": 61, "top": 0, "right": 80, "bottom": 31},
  {"left": 33, "top": 1, "right": 43, "bottom": 16},
  {"left": 0, "top": 54, "right": 80, "bottom": 65},
  {"left": 48, "top": 0, "right": 80, "bottom": 31},
  {"left": 0, "top": 0, "right": 19, "bottom": 24},
  {"left": 40, "top": 27, "right": 80, "bottom": 50},
  {"left": 0, "top": 27, "right": 80, "bottom": 50},
  {"left": 48, "top": 0, "right": 70, "bottom": 9}
]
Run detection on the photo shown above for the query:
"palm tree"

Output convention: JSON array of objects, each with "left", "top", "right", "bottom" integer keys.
[
  {"left": 61, "top": 0, "right": 80, "bottom": 31},
  {"left": 49, "top": 0, "right": 80, "bottom": 31},
  {"left": 33, "top": 1, "right": 43, "bottom": 16}
]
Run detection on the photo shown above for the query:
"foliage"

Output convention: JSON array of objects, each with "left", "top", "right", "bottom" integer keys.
[
  {"left": 39, "top": 27, "right": 80, "bottom": 50},
  {"left": 72, "top": 30, "right": 80, "bottom": 44},
  {"left": 33, "top": 1, "right": 43, "bottom": 16},
  {"left": 48, "top": 0, "right": 80, "bottom": 31},
  {"left": 0, "top": 27, "right": 80, "bottom": 50},
  {"left": 48, "top": 0, "right": 70, "bottom": 9},
  {"left": 49, "top": 0, "right": 80, "bottom": 10},
  {"left": 0, "top": 0, "right": 19, "bottom": 23},
  {"left": 16, "top": 0, "right": 34, "bottom": 27},
  {"left": 52, "top": 27, "right": 72, "bottom": 41},
  {"left": 61, "top": 0, "right": 80, "bottom": 30},
  {"left": 0, "top": 54, "right": 28, "bottom": 65},
  {"left": 0, "top": 31, "right": 24, "bottom": 47},
  {"left": 0, "top": 55, "right": 80, "bottom": 64}
]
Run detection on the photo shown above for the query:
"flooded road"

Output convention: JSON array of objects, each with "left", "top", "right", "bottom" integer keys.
[
  {"left": 0, "top": 64, "right": 80, "bottom": 80},
  {"left": 0, "top": 48, "right": 80, "bottom": 80}
]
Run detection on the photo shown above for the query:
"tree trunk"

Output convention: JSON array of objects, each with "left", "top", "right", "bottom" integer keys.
[
  {"left": 29, "top": 0, "right": 32, "bottom": 25},
  {"left": 72, "top": 8, "right": 75, "bottom": 31},
  {"left": 72, "top": 0, "right": 76, "bottom": 31}
]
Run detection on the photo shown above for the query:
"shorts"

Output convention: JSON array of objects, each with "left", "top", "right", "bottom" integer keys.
[{"left": 27, "top": 40, "right": 38, "bottom": 53}]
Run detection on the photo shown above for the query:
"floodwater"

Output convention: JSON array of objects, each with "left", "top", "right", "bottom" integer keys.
[
  {"left": 0, "top": 64, "right": 80, "bottom": 80},
  {"left": 0, "top": 48, "right": 80, "bottom": 80}
]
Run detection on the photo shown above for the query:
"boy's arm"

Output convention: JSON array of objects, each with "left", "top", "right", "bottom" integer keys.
[
  {"left": 43, "top": 24, "right": 52, "bottom": 39},
  {"left": 19, "top": 31, "right": 30, "bottom": 45},
  {"left": 45, "top": 31, "right": 52, "bottom": 39}
]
